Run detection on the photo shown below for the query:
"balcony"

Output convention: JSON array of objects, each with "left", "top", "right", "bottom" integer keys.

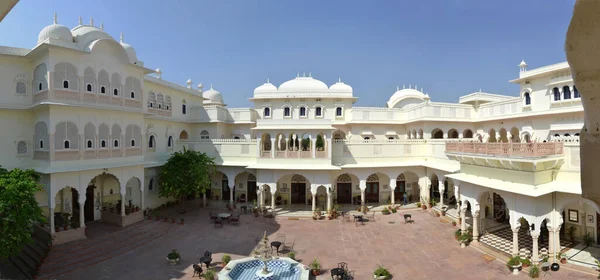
[{"left": 445, "top": 142, "right": 564, "bottom": 158}]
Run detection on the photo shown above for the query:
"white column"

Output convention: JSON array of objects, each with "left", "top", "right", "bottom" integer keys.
[
  {"left": 460, "top": 206, "right": 467, "bottom": 232},
  {"left": 326, "top": 187, "right": 332, "bottom": 211},
  {"left": 311, "top": 193, "right": 316, "bottom": 211},
  {"left": 311, "top": 137, "right": 316, "bottom": 158},
  {"left": 359, "top": 179, "right": 366, "bottom": 211},
  {"left": 49, "top": 207, "right": 55, "bottom": 234},
  {"left": 285, "top": 138, "right": 289, "bottom": 158},
  {"left": 270, "top": 138, "right": 275, "bottom": 158},
  {"left": 230, "top": 184, "right": 234, "bottom": 204},
  {"left": 327, "top": 135, "right": 332, "bottom": 158},
  {"left": 472, "top": 211, "right": 480, "bottom": 242},
  {"left": 79, "top": 202, "right": 85, "bottom": 229},
  {"left": 512, "top": 227, "right": 520, "bottom": 256},
  {"left": 256, "top": 139, "right": 262, "bottom": 157},
  {"left": 439, "top": 180, "right": 445, "bottom": 207},
  {"left": 532, "top": 233, "right": 540, "bottom": 264},
  {"left": 455, "top": 184, "right": 460, "bottom": 217},
  {"left": 141, "top": 190, "right": 145, "bottom": 211},
  {"left": 271, "top": 192, "right": 276, "bottom": 209},
  {"left": 389, "top": 179, "right": 397, "bottom": 205},
  {"left": 548, "top": 227, "right": 555, "bottom": 257}
]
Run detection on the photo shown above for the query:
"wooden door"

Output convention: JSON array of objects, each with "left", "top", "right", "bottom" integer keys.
[
  {"left": 336, "top": 183, "right": 352, "bottom": 204},
  {"left": 84, "top": 186, "right": 95, "bottom": 222},
  {"left": 366, "top": 182, "right": 379, "bottom": 203},
  {"left": 291, "top": 183, "right": 306, "bottom": 204},
  {"left": 394, "top": 181, "right": 405, "bottom": 203},
  {"left": 247, "top": 181, "right": 257, "bottom": 202},
  {"left": 222, "top": 180, "right": 230, "bottom": 201}
]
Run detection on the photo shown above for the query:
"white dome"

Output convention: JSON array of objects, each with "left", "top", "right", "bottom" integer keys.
[
  {"left": 279, "top": 76, "right": 328, "bottom": 91},
  {"left": 329, "top": 81, "right": 352, "bottom": 92},
  {"left": 120, "top": 42, "right": 138, "bottom": 63},
  {"left": 71, "top": 25, "right": 114, "bottom": 47},
  {"left": 203, "top": 87, "right": 224, "bottom": 105},
  {"left": 253, "top": 81, "right": 277, "bottom": 94},
  {"left": 38, "top": 23, "right": 73, "bottom": 44},
  {"left": 387, "top": 88, "right": 427, "bottom": 108}
]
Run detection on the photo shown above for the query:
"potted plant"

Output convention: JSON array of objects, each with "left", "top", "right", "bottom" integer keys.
[
  {"left": 373, "top": 265, "right": 391, "bottom": 280},
  {"left": 166, "top": 249, "right": 180, "bottom": 265},
  {"left": 560, "top": 254, "right": 568, "bottom": 264},
  {"left": 54, "top": 225, "right": 60, "bottom": 232},
  {"left": 529, "top": 264, "right": 540, "bottom": 278},
  {"left": 454, "top": 229, "right": 462, "bottom": 240},
  {"left": 180, "top": 218, "right": 184, "bottom": 225},
  {"left": 312, "top": 210, "right": 321, "bottom": 220},
  {"left": 567, "top": 226, "right": 576, "bottom": 243},
  {"left": 435, "top": 212, "right": 440, "bottom": 217},
  {"left": 62, "top": 213, "right": 70, "bottom": 230},
  {"left": 382, "top": 208, "right": 390, "bottom": 215},
  {"left": 202, "top": 268, "right": 216, "bottom": 280},
  {"left": 309, "top": 258, "right": 321, "bottom": 275},
  {"left": 458, "top": 231, "right": 472, "bottom": 248},
  {"left": 288, "top": 251, "right": 295, "bottom": 260},
  {"left": 506, "top": 256, "right": 522, "bottom": 275},
  {"left": 222, "top": 254, "right": 231, "bottom": 266},
  {"left": 415, "top": 201, "right": 422, "bottom": 208},
  {"left": 521, "top": 258, "right": 531, "bottom": 268},
  {"left": 452, "top": 221, "right": 457, "bottom": 227},
  {"left": 391, "top": 207, "right": 397, "bottom": 214}
]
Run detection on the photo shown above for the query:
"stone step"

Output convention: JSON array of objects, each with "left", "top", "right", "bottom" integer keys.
[
  {"left": 8, "top": 255, "right": 35, "bottom": 279},
  {"left": 37, "top": 224, "right": 178, "bottom": 279}
]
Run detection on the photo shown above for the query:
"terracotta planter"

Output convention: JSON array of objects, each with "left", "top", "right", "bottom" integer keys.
[
  {"left": 560, "top": 258, "right": 567, "bottom": 264},
  {"left": 311, "top": 269, "right": 320, "bottom": 276},
  {"left": 55, "top": 227, "right": 60, "bottom": 232},
  {"left": 421, "top": 205, "right": 427, "bottom": 210}
]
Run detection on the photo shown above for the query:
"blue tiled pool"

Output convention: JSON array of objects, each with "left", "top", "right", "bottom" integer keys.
[{"left": 227, "top": 259, "right": 301, "bottom": 280}]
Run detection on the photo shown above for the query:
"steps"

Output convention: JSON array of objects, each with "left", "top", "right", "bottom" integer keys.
[
  {"left": 37, "top": 220, "right": 179, "bottom": 279},
  {"left": 0, "top": 227, "right": 52, "bottom": 280}
]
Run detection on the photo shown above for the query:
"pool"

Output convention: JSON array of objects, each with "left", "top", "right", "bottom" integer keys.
[{"left": 218, "top": 257, "right": 310, "bottom": 280}]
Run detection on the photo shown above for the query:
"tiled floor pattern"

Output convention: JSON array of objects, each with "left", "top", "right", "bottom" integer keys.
[{"left": 480, "top": 227, "right": 572, "bottom": 258}]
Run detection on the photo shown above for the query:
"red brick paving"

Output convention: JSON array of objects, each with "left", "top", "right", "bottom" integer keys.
[{"left": 46, "top": 206, "right": 595, "bottom": 280}]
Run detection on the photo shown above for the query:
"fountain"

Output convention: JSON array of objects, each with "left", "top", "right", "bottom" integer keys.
[{"left": 217, "top": 231, "right": 309, "bottom": 280}]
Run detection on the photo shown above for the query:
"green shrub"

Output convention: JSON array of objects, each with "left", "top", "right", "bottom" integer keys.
[
  {"left": 373, "top": 265, "right": 391, "bottom": 277},
  {"left": 288, "top": 251, "right": 295, "bottom": 260}
]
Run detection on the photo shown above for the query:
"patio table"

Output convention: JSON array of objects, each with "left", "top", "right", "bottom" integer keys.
[
  {"left": 218, "top": 213, "right": 231, "bottom": 223},
  {"left": 270, "top": 241, "right": 282, "bottom": 255}
]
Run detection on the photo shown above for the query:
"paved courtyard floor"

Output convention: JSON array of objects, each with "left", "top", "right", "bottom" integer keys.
[{"left": 42, "top": 205, "right": 594, "bottom": 280}]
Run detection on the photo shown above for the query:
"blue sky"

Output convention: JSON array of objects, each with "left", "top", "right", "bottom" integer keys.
[{"left": 1, "top": 1, "right": 574, "bottom": 107}]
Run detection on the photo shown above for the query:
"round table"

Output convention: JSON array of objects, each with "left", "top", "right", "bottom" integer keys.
[
  {"left": 218, "top": 213, "right": 231, "bottom": 223},
  {"left": 270, "top": 241, "right": 282, "bottom": 255},
  {"left": 330, "top": 267, "right": 345, "bottom": 279}
]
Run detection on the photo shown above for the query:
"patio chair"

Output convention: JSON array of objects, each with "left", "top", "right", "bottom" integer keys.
[
  {"left": 367, "top": 211, "right": 375, "bottom": 222},
  {"left": 214, "top": 217, "right": 224, "bottom": 228},
  {"left": 275, "top": 195, "right": 283, "bottom": 205},
  {"left": 230, "top": 213, "right": 240, "bottom": 225},
  {"left": 209, "top": 211, "right": 217, "bottom": 223},
  {"left": 341, "top": 212, "right": 352, "bottom": 223},
  {"left": 238, "top": 193, "right": 247, "bottom": 203},
  {"left": 263, "top": 209, "right": 274, "bottom": 218},
  {"left": 281, "top": 239, "right": 295, "bottom": 253},
  {"left": 276, "top": 233, "right": 286, "bottom": 243},
  {"left": 192, "top": 264, "right": 203, "bottom": 278}
]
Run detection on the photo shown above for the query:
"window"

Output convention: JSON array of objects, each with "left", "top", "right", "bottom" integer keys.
[
  {"left": 64, "top": 140, "right": 70, "bottom": 149},
  {"left": 87, "top": 140, "right": 93, "bottom": 148},
  {"left": 168, "top": 136, "right": 173, "bottom": 148},
  {"left": 17, "top": 141, "right": 27, "bottom": 155},
  {"left": 39, "top": 140, "right": 44, "bottom": 149},
  {"left": 263, "top": 107, "right": 270, "bottom": 117},
  {"left": 113, "top": 88, "right": 119, "bottom": 96},
  {"left": 200, "top": 130, "right": 210, "bottom": 140},
  {"left": 149, "top": 135, "right": 155, "bottom": 148},
  {"left": 131, "top": 139, "right": 136, "bottom": 147},
  {"left": 563, "top": 86, "right": 571, "bottom": 100},
  {"left": 234, "top": 136, "right": 240, "bottom": 139},
  {"left": 182, "top": 104, "right": 186, "bottom": 114},
  {"left": 363, "top": 136, "right": 371, "bottom": 140},
  {"left": 553, "top": 87, "right": 560, "bottom": 101},
  {"left": 149, "top": 102, "right": 153, "bottom": 108},
  {"left": 130, "top": 91, "right": 135, "bottom": 99},
  {"left": 574, "top": 85, "right": 580, "bottom": 98},
  {"left": 86, "top": 84, "right": 92, "bottom": 92},
  {"left": 388, "top": 137, "right": 395, "bottom": 140},
  {"left": 16, "top": 82, "right": 26, "bottom": 95},
  {"left": 315, "top": 107, "right": 322, "bottom": 117},
  {"left": 166, "top": 105, "right": 170, "bottom": 110},
  {"left": 63, "top": 80, "right": 69, "bottom": 89},
  {"left": 113, "top": 140, "right": 119, "bottom": 148},
  {"left": 101, "top": 86, "right": 106, "bottom": 94},
  {"left": 524, "top": 92, "right": 531, "bottom": 105},
  {"left": 148, "top": 178, "right": 154, "bottom": 191},
  {"left": 299, "top": 107, "right": 306, "bottom": 117},
  {"left": 38, "top": 83, "right": 42, "bottom": 92},
  {"left": 284, "top": 107, "right": 291, "bottom": 117},
  {"left": 101, "top": 139, "right": 107, "bottom": 148},
  {"left": 336, "top": 107, "right": 343, "bottom": 117}
]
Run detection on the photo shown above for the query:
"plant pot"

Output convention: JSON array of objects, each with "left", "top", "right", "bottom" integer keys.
[
  {"left": 55, "top": 227, "right": 60, "bottom": 232},
  {"left": 311, "top": 269, "right": 320, "bottom": 276},
  {"left": 460, "top": 242, "right": 466, "bottom": 248},
  {"left": 374, "top": 275, "right": 388, "bottom": 280},
  {"left": 511, "top": 264, "right": 521, "bottom": 275},
  {"left": 441, "top": 212, "right": 446, "bottom": 216},
  {"left": 560, "top": 258, "right": 567, "bottom": 264},
  {"left": 166, "top": 257, "right": 180, "bottom": 265},
  {"left": 422, "top": 205, "right": 427, "bottom": 210}
]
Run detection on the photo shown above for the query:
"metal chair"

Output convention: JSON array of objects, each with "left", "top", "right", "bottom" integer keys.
[
  {"left": 214, "top": 217, "right": 224, "bottom": 228},
  {"left": 281, "top": 239, "right": 295, "bottom": 253},
  {"left": 209, "top": 211, "right": 217, "bottom": 223},
  {"left": 192, "top": 264, "right": 203, "bottom": 278},
  {"left": 230, "top": 213, "right": 240, "bottom": 225},
  {"left": 276, "top": 233, "right": 286, "bottom": 243}
]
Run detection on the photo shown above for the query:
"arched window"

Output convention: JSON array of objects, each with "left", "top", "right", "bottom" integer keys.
[
  {"left": 299, "top": 107, "right": 306, "bottom": 117},
  {"left": 336, "top": 107, "right": 343, "bottom": 117},
  {"left": 363, "top": 136, "right": 371, "bottom": 140},
  {"left": 200, "top": 130, "right": 210, "bottom": 140},
  {"left": 284, "top": 107, "right": 291, "bottom": 117},
  {"left": 113, "top": 139, "right": 119, "bottom": 148},
  {"left": 113, "top": 88, "right": 119, "bottom": 96},
  {"left": 234, "top": 136, "right": 240, "bottom": 139},
  {"left": 263, "top": 107, "right": 270, "bottom": 117},
  {"left": 168, "top": 136, "right": 173, "bottom": 147},
  {"left": 38, "top": 83, "right": 42, "bottom": 91},
  {"left": 87, "top": 140, "right": 93, "bottom": 148},
  {"left": 315, "top": 107, "right": 322, "bottom": 117},
  {"left": 563, "top": 86, "right": 571, "bottom": 100},
  {"left": 86, "top": 84, "right": 92, "bottom": 92},
  {"left": 148, "top": 178, "right": 154, "bottom": 191},
  {"left": 101, "top": 86, "right": 106, "bottom": 94},
  {"left": 63, "top": 80, "right": 69, "bottom": 89},
  {"left": 64, "top": 140, "right": 70, "bottom": 149},
  {"left": 388, "top": 136, "right": 395, "bottom": 140},
  {"left": 17, "top": 141, "right": 27, "bottom": 155},
  {"left": 574, "top": 85, "right": 580, "bottom": 98},
  {"left": 524, "top": 92, "right": 531, "bottom": 105},
  {"left": 131, "top": 139, "right": 136, "bottom": 147},
  {"left": 130, "top": 91, "right": 135, "bottom": 99},
  {"left": 182, "top": 104, "right": 186, "bottom": 114},
  {"left": 39, "top": 140, "right": 44, "bottom": 149},
  {"left": 553, "top": 87, "right": 560, "bottom": 101},
  {"left": 100, "top": 140, "right": 106, "bottom": 148},
  {"left": 149, "top": 135, "right": 155, "bottom": 148}
]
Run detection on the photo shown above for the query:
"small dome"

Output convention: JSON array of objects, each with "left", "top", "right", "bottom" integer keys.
[
  {"left": 254, "top": 79, "right": 277, "bottom": 94},
  {"left": 329, "top": 79, "right": 352, "bottom": 92},
  {"left": 387, "top": 87, "right": 427, "bottom": 108},
  {"left": 203, "top": 86, "right": 224, "bottom": 105},
  {"left": 519, "top": 59, "right": 528, "bottom": 68},
  {"left": 72, "top": 25, "right": 114, "bottom": 47},
  {"left": 279, "top": 76, "right": 328, "bottom": 91},
  {"left": 38, "top": 14, "right": 73, "bottom": 44},
  {"left": 119, "top": 33, "right": 138, "bottom": 64}
]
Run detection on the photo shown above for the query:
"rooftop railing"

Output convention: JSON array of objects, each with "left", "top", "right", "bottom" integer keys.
[{"left": 445, "top": 142, "right": 564, "bottom": 157}]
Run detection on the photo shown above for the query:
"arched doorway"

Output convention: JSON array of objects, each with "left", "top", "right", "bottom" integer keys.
[
  {"left": 84, "top": 184, "right": 96, "bottom": 222},
  {"left": 247, "top": 173, "right": 257, "bottom": 203},
  {"left": 395, "top": 174, "right": 406, "bottom": 204},
  {"left": 430, "top": 174, "right": 440, "bottom": 201},
  {"left": 290, "top": 174, "right": 307, "bottom": 204},
  {"left": 336, "top": 174, "right": 353, "bottom": 204},
  {"left": 221, "top": 173, "right": 231, "bottom": 201},
  {"left": 365, "top": 174, "right": 379, "bottom": 203},
  {"left": 54, "top": 186, "right": 79, "bottom": 229}
]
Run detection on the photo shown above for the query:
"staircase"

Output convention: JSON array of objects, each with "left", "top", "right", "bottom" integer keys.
[
  {"left": 37, "top": 219, "right": 179, "bottom": 279},
  {"left": 0, "top": 227, "right": 52, "bottom": 280}
]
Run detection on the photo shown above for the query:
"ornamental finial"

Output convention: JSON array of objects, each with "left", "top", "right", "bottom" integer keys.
[
  {"left": 397, "top": 86, "right": 400, "bottom": 91},
  {"left": 267, "top": 78, "right": 270, "bottom": 83},
  {"left": 338, "top": 77, "right": 342, "bottom": 83},
  {"left": 78, "top": 16, "right": 82, "bottom": 25},
  {"left": 53, "top": 12, "right": 57, "bottom": 24},
  {"left": 120, "top": 32, "right": 124, "bottom": 43},
  {"left": 90, "top": 16, "right": 94, "bottom": 26},
  {"left": 100, "top": 22, "right": 104, "bottom": 30}
]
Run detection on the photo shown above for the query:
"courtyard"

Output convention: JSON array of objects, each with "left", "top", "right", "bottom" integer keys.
[{"left": 38, "top": 203, "right": 594, "bottom": 280}]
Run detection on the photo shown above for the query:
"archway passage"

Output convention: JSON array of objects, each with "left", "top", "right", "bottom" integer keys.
[
  {"left": 221, "top": 173, "right": 231, "bottom": 201},
  {"left": 247, "top": 173, "right": 257, "bottom": 203},
  {"left": 336, "top": 174, "right": 353, "bottom": 204},
  {"left": 395, "top": 174, "right": 406, "bottom": 204},
  {"left": 290, "top": 174, "right": 307, "bottom": 204},
  {"left": 84, "top": 185, "right": 95, "bottom": 222},
  {"left": 366, "top": 174, "right": 379, "bottom": 203}
]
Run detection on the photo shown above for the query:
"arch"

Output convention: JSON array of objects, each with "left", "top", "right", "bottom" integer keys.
[
  {"left": 524, "top": 91, "right": 531, "bottom": 105},
  {"left": 54, "top": 121, "right": 79, "bottom": 150},
  {"left": 335, "top": 173, "right": 359, "bottom": 203},
  {"left": 299, "top": 106, "right": 307, "bottom": 117},
  {"left": 462, "top": 129, "right": 473, "bottom": 139},
  {"left": 332, "top": 130, "right": 346, "bottom": 140},
  {"left": 335, "top": 107, "right": 343, "bottom": 117},
  {"left": 447, "top": 129, "right": 459, "bottom": 139},
  {"left": 52, "top": 186, "right": 79, "bottom": 224},
  {"left": 522, "top": 132, "right": 532, "bottom": 143},
  {"left": 167, "top": 135, "right": 173, "bottom": 148},
  {"left": 98, "top": 123, "right": 109, "bottom": 148},
  {"left": 111, "top": 73, "right": 121, "bottom": 96},
  {"left": 147, "top": 91, "right": 156, "bottom": 108},
  {"left": 552, "top": 87, "right": 560, "bottom": 101},
  {"left": 316, "top": 133, "right": 326, "bottom": 151},
  {"left": 98, "top": 69, "right": 109, "bottom": 94},
  {"left": 365, "top": 173, "right": 382, "bottom": 203},
  {"left": 563, "top": 85, "right": 571, "bottom": 100},
  {"left": 124, "top": 177, "right": 142, "bottom": 214},
  {"left": 124, "top": 124, "right": 141, "bottom": 148},
  {"left": 34, "top": 121, "right": 49, "bottom": 150},
  {"left": 111, "top": 124, "right": 121, "bottom": 148},
  {"left": 124, "top": 77, "right": 141, "bottom": 100},
  {"left": 315, "top": 106, "right": 323, "bottom": 117},
  {"left": 33, "top": 63, "right": 48, "bottom": 92},
  {"left": 574, "top": 85, "right": 580, "bottom": 98},
  {"left": 488, "top": 128, "right": 497, "bottom": 143},
  {"left": 283, "top": 106, "right": 291, "bottom": 117},
  {"left": 261, "top": 133, "right": 272, "bottom": 151},
  {"left": 429, "top": 173, "right": 440, "bottom": 201},
  {"left": 418, "top": 129, "right": 423, "bottom": 139},
  {"left": 431, "top": 128, "right": 443, "bottom": 139},
  {"left": 300, "top": 133, "right": 311, "bottom": 151},
  {"left": 54, "top": 62, "right": 78, "bottom": 90},
  {"left": 276, "top": 133, "right": 287, "bottom": 151},
  {"left": 179, "top": 130, "right": 189, "bottom": 140},
  {"left": 498, "top": 128, "right": 508, "bottom": 143},
  {"left": 148, "top": 135, "right": 155, "bottom": 148},
  {"left": 164, "top": 95, "right": 172, "bottom": 110},
  {"left": 16, "top": 140, "right": 27, "bottom": 155},
  {"left": 84, "top": 122, "right": 96, "bottom": 149},
  {"left": 83, "top": 67, "right": 96, "bottom": 93},
  {"left": 510, "top": 127, "right": 520, "bottom": 143},
  {"left": 200, "top": 130, "right": 210, "bottom": 140}
]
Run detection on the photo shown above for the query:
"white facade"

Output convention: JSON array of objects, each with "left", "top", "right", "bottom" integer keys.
[{"left": 0, "top": 14, "right": 589, "bottom": 253}]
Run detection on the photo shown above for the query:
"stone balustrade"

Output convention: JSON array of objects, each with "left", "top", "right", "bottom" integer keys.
[{"left": 445, "top": 142, "right": 564, "bottom": 157}]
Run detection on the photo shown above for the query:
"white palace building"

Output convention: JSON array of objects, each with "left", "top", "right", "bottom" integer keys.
[{"left": 0, "top": 12, "right": 593, "bottom": 263}]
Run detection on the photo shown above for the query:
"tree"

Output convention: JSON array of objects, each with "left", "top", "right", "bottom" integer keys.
[
  {"left": 316, "top": 135, "right": 324, "bottom": 151},
  {"left": 0, "top": 166, "right": 45, "bottom": 260},
  {"left": 158, "top": 148, "right": 215, "bottom": 212}
]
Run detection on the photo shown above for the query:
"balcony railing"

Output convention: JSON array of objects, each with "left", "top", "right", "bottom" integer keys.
[
  {"left": 445, "top": 142, "right": 564, "bottom": 157},
  {"left": 260, "top": 150, "right": 321, "bottom": 158}
]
